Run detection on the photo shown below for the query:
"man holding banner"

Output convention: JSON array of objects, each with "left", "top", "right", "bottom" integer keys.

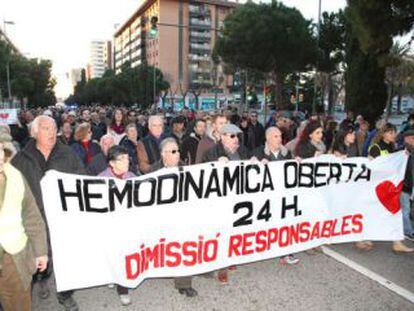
[
  {"left": 150, "top": 137, "right": 198, "bottom": 297},
  {"left": 252, "top": 126, "right": 300, "bottom": 265},
  {"left": 202, "top": 123, "right": 251, "bottom": 284}
]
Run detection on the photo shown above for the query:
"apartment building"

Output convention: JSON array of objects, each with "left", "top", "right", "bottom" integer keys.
[
  {"left": 114, "top": 0, "right": 237, "bottom": 101},
  {"left": 88, "top": 41, "right": 113, "bottom": 79}
]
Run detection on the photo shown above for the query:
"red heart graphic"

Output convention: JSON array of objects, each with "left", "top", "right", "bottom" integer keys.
[
  {"left": 375, "top": 181, "right": 403, "bottom": 214},
  {"left": 0, "top": 113, "right": 9, "bottom": 119}
]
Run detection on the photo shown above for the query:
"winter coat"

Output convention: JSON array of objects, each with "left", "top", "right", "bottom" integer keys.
[
  {"left": 136, "top": 134, "right": 167, "bottom": 174},
  {"left": 296, "top": 141, "right": 318, "bottom": 159},
  {"left": 11, "top": 139, "right": 86, "bottom": 246},
  {"left": 120, "top": 136, "right": 139, "bottom": 174},
  {"left": 195, "top": 134, "right": 217, "bottom": 164},
  {"left": 181, "top": 133, "right": 203, "bottom": 165},
  {"left": 202, "top": 142, "right": 250, "bottom": 163},
  {"left": 248, "top": 122, "right": 265, "bottom": 149},
  {"left": 87, "top": 152, "right": 108, "bottom": 176},
  {"left": 252, "top": 145, "right": 292, "bottom": 162},
  {"left": 91, "top": 122, "right": 107, "bottom": 142},
  {"left": 71, "top": 140, "right": 102, "bottom": 166}
]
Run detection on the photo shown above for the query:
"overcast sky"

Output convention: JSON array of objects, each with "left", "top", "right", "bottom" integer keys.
[{"left": 0, "top": 0, "right": 347, "bottom": 99}]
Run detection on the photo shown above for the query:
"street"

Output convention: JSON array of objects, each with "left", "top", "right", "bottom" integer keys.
[{"left": 32, "top": 240, "right": 414, "bottom": 311}]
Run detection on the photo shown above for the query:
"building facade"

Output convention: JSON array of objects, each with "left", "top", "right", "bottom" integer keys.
[
  {"left": 114, "top": 0, "right": 236, "bottom": 105},
  {"left": 88, "top": 41, "right": 113, "bottom": 79},
  {"left": 69, "top": 68, "right": 83, "bottom": 90}
]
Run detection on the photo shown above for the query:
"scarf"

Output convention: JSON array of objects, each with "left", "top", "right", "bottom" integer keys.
[
  {"left": 111, "top": 123, "right": 125, "bottom": 135},
  {"left": 81, "top": 140, "right": 93, "bottom": 164}
]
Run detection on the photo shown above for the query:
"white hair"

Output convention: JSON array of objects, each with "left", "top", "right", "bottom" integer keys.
[
  {"left": 100, "top": 134, "right": 115, "bottom": 145},
  {"left": 159, "top": 138, "right": 178, "bottom": 153},
  {"left": 148, "top": 115, "right": 164, "bottom": 127},
  {"left": 30, "top": 115, "right": 57, "bottom": 139},
  {"left": 265, "top": 126, "right": 281, "bottom": 137}
]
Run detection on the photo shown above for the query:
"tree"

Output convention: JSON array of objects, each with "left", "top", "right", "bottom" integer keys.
[
  {"left": 317, "top": 10, "right": 346, "bottom": 114},
  {"left": 215, "top": 1, "right": 318, "bottom": 108},
  {"left": 0, "top": 40, "right": 56, "bottom": 107},
  {"left": 345, "top": 0, "right": 414, "bottom": 123},
  {"left": 72, "top": 64, "right": 169, "bottom": 109},
  {"left": 385, "top": 42, "right": 414, "bottom": 115}
]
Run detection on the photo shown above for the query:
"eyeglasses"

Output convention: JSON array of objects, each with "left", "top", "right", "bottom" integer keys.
[
  {"left": 165, "top": 149, "right": 180, "bottom": 154},
  {"left": 225, "top": 134, "right": 238, "bottom": 139}
]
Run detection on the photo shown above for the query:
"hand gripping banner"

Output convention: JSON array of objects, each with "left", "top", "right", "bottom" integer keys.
[{"left": 41, "top": 152, "right": 407, "bottom": 291}]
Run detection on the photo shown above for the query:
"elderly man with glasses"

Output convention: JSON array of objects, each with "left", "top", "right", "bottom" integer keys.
[
  {"left": 202, "top": 124, "right": 250, "bottom": 164},
  {"left": 149, "top": 138, "right": 198, "bottom": 297},
  {"left": 202, "top": 124, "right": 251, "bottom": 284}
]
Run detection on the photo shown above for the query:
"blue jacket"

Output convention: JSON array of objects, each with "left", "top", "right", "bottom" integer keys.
[{"left": 71, "top": 141, "right": 102, "bottom": 166}]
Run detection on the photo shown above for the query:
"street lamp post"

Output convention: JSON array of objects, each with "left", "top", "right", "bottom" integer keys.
[{"left": 3, "top": 20, "right": 15, "bottom": 103}]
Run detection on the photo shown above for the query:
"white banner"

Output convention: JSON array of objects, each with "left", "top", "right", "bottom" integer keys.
[
  {"left": 41, "top": 152, "right": 407, "bottom": 292},
  {"left": 0, "top": 108, "right": 19, "bottom": 125}
]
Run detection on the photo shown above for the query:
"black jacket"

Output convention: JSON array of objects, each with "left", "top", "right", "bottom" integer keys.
[
  {"left": 92, "top": 121, "right": 107, "bottom": 141},
  {"left": 11, "top": 139, "right": 86, "bottom": 219},
  {"left": 202, "top": 142, "right": 250, "bottom": 163},
  {"left": 181, "top": 133, "right": 203, "bottom": 165},
  {"left": 120, "top": 136, "right": 139, "bottom": 174},
  {"left": 296, "top": 141, "right": 318, "bottom": 159},
  {"left": 248, "top": 122, "right": 265, "bottom": 149},
  {"left": 252, "top": 145, "right": 292, "bottom": 161},
  {"left": 71, "top": 140, "right": 102, "bottom": 166},
  {"left": 87, "top": 152, "right": 108, "bottom": 176}
]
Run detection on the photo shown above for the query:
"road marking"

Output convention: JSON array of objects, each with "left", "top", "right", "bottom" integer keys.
[{"left": 321, "top": 246, "right": 414, "bottom": 304}]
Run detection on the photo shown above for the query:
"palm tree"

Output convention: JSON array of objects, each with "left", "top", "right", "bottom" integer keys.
[{"left": 384, "top": 39, "right": 414, "bottom": 118}]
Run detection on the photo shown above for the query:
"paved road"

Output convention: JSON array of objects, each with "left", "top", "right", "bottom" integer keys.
[{"left": 32, "top": 240, "right": 414, "bottom": 311}]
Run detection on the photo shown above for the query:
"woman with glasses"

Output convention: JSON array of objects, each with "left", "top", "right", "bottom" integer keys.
[
  {"left": 149, "top": 138, "right": 199, "bottom": 297},
  {"left": 98, "top": 146, "right": 136, "bottom": 306}
]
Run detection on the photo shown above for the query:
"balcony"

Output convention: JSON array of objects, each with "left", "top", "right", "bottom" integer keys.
[
  {"left": 190, "top": 18, "right": 211, "bottom": 29},
  {"left": 190, "top": 43, "right": 211, "bottom": 52},
  {"left": 188, "top": 54, "right": 210, "bottom": 62},
  {"left": 190, "top": 31, "right": 211, "bottom": 43},
  {"left": 189, "top": 5, "right": 210, "bottom": 17},
  {"left": 190, "top": 78, "right": 213, "bottom": 87},
  {"left": 190, "top": 31, "right": 211, "bottom": 38},
  {"left": 191, "top": 67, "right": 210, "bottom": 74}
]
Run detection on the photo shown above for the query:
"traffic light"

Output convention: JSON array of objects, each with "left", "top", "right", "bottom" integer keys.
[
  {"left": 150, "top": 16, "right": 158, "bottom": 37},
  {"left": 299, "top": 93, "right": 304, "bottom": 102},
  {"left": 290, "top": 94, "right": 296, "bottom": 104},
  {"left": 246, "top": 86, "right": 253, "bottom": 101}
]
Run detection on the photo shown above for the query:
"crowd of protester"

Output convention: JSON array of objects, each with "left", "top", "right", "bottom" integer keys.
[{"left": 1, "top": 104, "right": 414, "bottom": 311}]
